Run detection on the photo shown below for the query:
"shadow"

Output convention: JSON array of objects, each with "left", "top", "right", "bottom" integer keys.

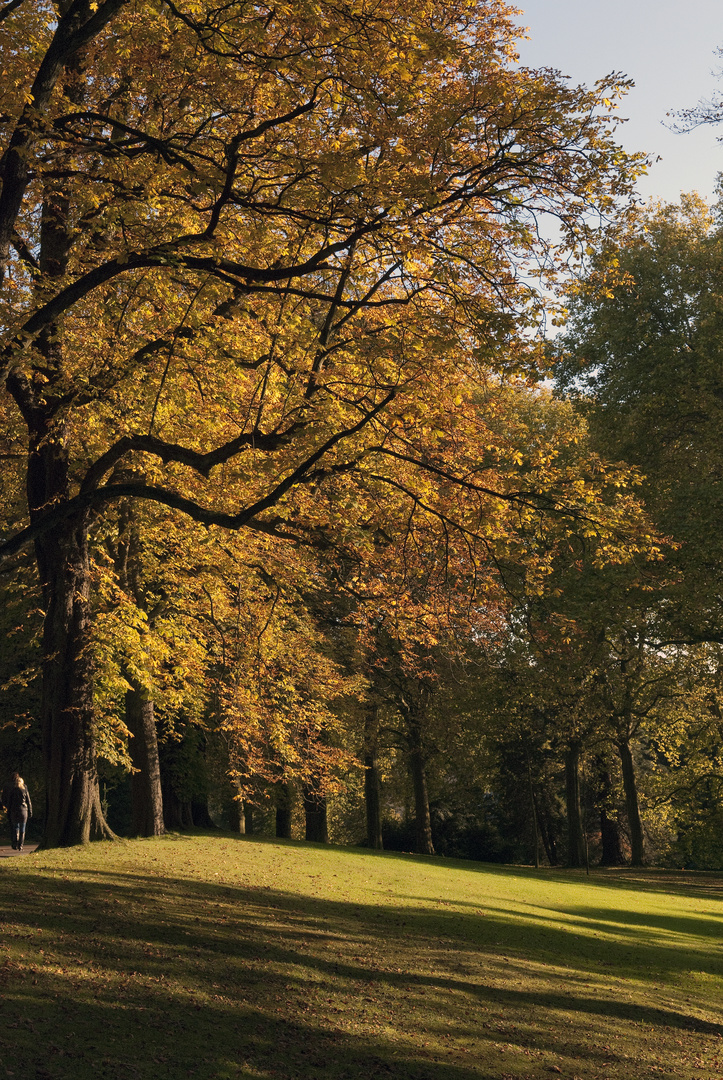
[{"left": 0, "top": 842, "right": 721, "bottom": 1079}]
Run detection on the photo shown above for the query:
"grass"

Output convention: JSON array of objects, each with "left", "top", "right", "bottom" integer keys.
[{"left": 0, "top": 833, "right": 722, "bottom": 1080}]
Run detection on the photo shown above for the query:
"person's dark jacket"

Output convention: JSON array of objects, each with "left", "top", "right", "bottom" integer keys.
[{"left": 2, "top": 784, "right": 32, "bottom": 822}]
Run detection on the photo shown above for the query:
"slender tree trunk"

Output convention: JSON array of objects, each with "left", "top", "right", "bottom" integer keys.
[
  {"left": 244, "top": 804, "right": 254, "bottom": 834},
  {"left": 617, "top": 737, "right": 645, "bottom": 866},
  {"left": 407, "top": 710, "right": 434, "bottom": 856},
  {"left": 303, "top": 782, "right": 328, "bottom": 843},
  {"left": 526, "top": 755, "right": 540, "bottom": 868},
  {"left": 538, "top": 808, "right": 559, "bottom": 867},
  {"left": 125, "top": 679, "right": 164, "bottom": 837},
  {"left": 364, "top": 704, "right": 383, "bottom": 849},
  {"left": 225, "top": 774, "right": 245, "bottom": 833},
  {"left": 114, "top": 501, "right": 164, "bottom": 836},
  {"left": 564, "top": 743, "right": 585, "bottom": 868},
  {"left": 275, "top": 782, "right": 292, "bottom": 838},
  {"left": 597, "top": 763, "right": 625, "bottom": 866}
]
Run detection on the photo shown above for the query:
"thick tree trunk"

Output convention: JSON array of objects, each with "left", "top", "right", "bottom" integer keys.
[
  {"left": 191, "top": 797, "right": 215, "bottom": 828},
  {"left": 600, "top": 807, "right": 625, "bottom": 866},
  {"left": 303, "top": 782, "right": 328, "bottom": 843},
  {"left": 125, "top": 680, "right": 164, "bottom": 837},
  {"left": 618, "top": 737, "right": 645, "bottom": 866},
  {"left": 275, "top": 783, "right": 292, "bottom": 838},
  {"left": 564, "top": 743, "right": 585, "bottom": 868},
  {"left": 36, "top": 514, "right": 114, "bottom": 847},
  {"left": 13, "top": 31, "right": 114, "bottom": 849},
  {"left": 407, "top": 712, "right": 434, "bottom": 856},
  {"left": 364, "top": 705, "right": 383, "bottom": 849}
]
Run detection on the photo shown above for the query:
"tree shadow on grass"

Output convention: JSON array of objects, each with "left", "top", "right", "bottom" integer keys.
[
  {"left": 413, "top": 854, "right": 723, "bottom": 903},
  {"left": 0, "top": 859, "right": 721, "bottom": 1080}
]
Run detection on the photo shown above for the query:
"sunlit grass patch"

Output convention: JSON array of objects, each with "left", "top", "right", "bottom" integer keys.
[{"left": 1, "top": 834, "right": 722, "bottom": 1079}]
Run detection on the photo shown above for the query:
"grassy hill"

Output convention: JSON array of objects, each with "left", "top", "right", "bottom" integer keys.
[{"left": 0, "top": 834, "right": 721, "bottom": 1079}]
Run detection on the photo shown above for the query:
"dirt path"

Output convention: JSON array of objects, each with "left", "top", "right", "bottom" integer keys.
[{"left": 0, "top": 843, "right": 39, "bottom": 858}]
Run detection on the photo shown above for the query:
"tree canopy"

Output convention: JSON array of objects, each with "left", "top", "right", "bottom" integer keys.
[{"left": 0, "top": 0, "right": 657, "bottom": 848}]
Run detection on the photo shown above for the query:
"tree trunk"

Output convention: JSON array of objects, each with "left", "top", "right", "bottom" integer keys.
[
  {"left": 14, "top": 36, "right": 114, "bottom": 849},
  {"left": 564, "top": 743, "right": 585, "bottom": 868},
  {"left": 364, "top": 705, "right": 383, "bottom": 849},
  {"left": 191, "top": 796, "right": 215, "bottom": 828},
  {"left": 303, "top": 782, "right": 328, "bottom": 843},
  {"left": 160, "top": 773, "right": 193, "bottom": 830},
  {"left": 125, "top": 680, "right": 164, "bottom": 837},
  {"left": 226, "top": 775, "right": 246, "bottom": 833},
  {"left": 526, "top": 757, "right": 540, "bottom": 868},
  {"left": 407, "top": 712, "right": 434, "bottom": 856},
  {"left": 600, "top": 807, "right": 625, "bottom": 866},
  {"left": 597, "top": 764, "right": 625, "bottom": 866},
  {"left": 618, "top": 737, "right": 645, "bottom": 866},
  {"left": 538, "top": 808, "right": 559, "bottom": 867},
  {"left": 275, "top": 783, "right": 292, "bottom": 838},
  {"left": 35, "top": 514, "right": 114, "bottom": 847}
]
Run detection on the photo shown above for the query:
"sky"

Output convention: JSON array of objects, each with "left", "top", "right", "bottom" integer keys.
[{"left": 514, "top": 0, "right": 723, "bottom": 204}]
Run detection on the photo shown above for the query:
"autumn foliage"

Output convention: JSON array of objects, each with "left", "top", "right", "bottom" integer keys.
[{"left": 0, "top": 0, "right": 652, "bottom": 846}]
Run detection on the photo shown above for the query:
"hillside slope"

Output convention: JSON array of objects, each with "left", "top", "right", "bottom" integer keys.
[{"left": 1, "top": 835, "right": 721, "bottom": 1079}]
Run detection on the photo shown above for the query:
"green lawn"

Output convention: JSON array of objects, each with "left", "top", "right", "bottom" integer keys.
[{"left": 1, "top": 834, "right": 722, "bottom": 1079}]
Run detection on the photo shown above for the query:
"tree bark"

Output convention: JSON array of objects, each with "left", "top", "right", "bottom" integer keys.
[
  {"left": 597, "top": 764, "right": 625, "bottom": 866},
  {"left": 600, "top": 806, "right": 625, "bottom": 866},
  {"left": 35, "top": 508, "right": 114, "bottom": 846},
  {"left": 407, "top": 711, "right": 434, "bottom": 856},
  {"left": 275, "top": 782, "right": 292, "bottom": 838},
  {"left": 16, "top": 57, "right": 114, "bottom": 847},
  {"left": 526, "top": 755, "right": 540, "bottom": 868},
  {"left": 364, "top": 704, "right": 383, "bottom": 849},
  {"left": 538, "top": 808, "right": 559, "bottom": 867},
  {"left": 618, "top": 737, "right": 645, "bottom": 866},
  {"left": 226, "top": 775, "right": 246, "bottom": 833},
  {"left": 564, "top": 743, "right": 585, "bottom": 868},
  {"left": 125, "top": 679, "right": 164, "bottom": 837},
  {"left": 303, "top": 781, "right": 328, "bottom": 843}
]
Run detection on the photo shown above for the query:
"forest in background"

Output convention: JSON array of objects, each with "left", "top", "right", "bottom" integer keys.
[{"left": 1, "top": 0, "right": 722, "bottom": 866}]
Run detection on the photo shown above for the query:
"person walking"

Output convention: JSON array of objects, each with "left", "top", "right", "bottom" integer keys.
[{"left": 2, "top": 773, "right": 32, "bottom": 851}]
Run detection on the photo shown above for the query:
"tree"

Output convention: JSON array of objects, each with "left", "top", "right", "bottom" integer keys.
[
  {"left": 555, "top": 197, "right": 723, "bottom": 862},
  {"left": 0, "top": 0, "right": 641, "bottom": 845},
  {"left": 557, "top": 196, "right": 723, "bottom": 641}
]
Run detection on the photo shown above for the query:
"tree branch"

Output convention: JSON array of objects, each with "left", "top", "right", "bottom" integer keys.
[
  {"left": 80, "top": 424, "right": 307, "bottom": 492},
  {"left": 0, "top": 0, "right": 129, "bottom": 280},
  {"left": 0, "top": 390, "right": 396, "bottom": 559}
]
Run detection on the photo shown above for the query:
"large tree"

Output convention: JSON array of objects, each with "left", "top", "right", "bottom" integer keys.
[
  {"left": 557, "top": 196, "right": 723, "bottom": 640},
  {"left": 0, "top": 0, "right": 641, "bottom": 845}
]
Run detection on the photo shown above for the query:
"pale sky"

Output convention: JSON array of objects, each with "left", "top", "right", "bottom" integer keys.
[{"left": 515, "top": 0, "right": 723, "bottom": 204}]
